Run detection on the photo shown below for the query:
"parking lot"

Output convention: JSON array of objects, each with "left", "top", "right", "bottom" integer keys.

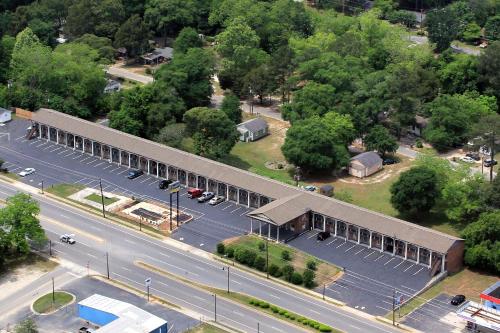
[
  {"left": 1, "top": 276, "right": 198, "bottom": 333},
  {"left": 1, "top": 119, "right": 254, "bottom": 251},
  {"left": 289, "top": 231, "right": 432, "bottom": 316},
  {"left": 401, "top": 293, "right": 464, "bottom": 332}
]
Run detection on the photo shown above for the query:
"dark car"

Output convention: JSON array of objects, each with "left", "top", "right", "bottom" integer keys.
[
  {"left": 451, "top": 294, "right": 466, "bottom": 306},
  {"left": 465, "top": 152, "right": 480, "bottom": 161},
  {"left": 78, "top": 327, "right": 88, "bottom": 333},
  {"left": 159, "top": 179, "right": 173, "bottom": 189},
  {"left": 383, "top": 158, "right": 397, "bottom": 165},
  {"left": 317, "top": 231, "right": 331, "bottom": 241},
  {"left": 484, "top": 159, "right": 498, "bottom": 167},
  {"left": 127, "top": 169, "right": 143, "bottom": 179}
]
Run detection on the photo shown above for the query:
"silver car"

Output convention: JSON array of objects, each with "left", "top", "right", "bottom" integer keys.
[{"left": 19, "top": 167, "right": 35, "bottom": 177}]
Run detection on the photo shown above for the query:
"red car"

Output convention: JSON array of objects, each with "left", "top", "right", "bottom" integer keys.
[{"left": 187, "top": 188, "right": 203, "bottom": 199}]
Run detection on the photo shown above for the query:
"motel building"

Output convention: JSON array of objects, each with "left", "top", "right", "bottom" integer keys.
[
  {"left": 457, "top": 281, "right": 500, "bottom": 333},
  {"left": 21, "top": 108, "right": 466, "bottom": 276}
]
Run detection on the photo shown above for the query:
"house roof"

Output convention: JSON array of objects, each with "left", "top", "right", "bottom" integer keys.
[
  {"left": 32, "top": 108, "right": 462, "bottom": 254},
  {"left": 142, "top": 47, "right": 173, "bottom": 61},
  {"left": 78, "top": 294, "right": 166, "bottom": 333},
  {"left": 350, "top": 151, "right": 382, "bottom": 168},
  {"left": 0, "top": 107, "right": 11, "bottom": 116},
  {"left": 248, "top": 194, "right": 311, "bottom": 225},
  {"left": 237, "top": 118, "right": 267, "bottom": 133}
]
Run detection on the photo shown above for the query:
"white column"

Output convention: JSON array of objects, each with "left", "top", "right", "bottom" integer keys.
[
  {"left": 428, "top": 250, "right": 433, "bottom": 268},
  {"left": 392, "top": 239, "right": 396, "bottom": 256},
  {"left": 380, "top": 236, "right": 384, "bottom": 252},
  {"left": 226, "top": 186, "right": 229, "bottom": 200},
  {"left": 237, "top": 189, "right": 240, "bottom": 204},
  {"left": 128, "top": 153, "right": 131, "bottom": 168},
  {"left": 247, "top": 193, "right": 250, "bottom": 207},
  {"left": 119, "top": 150, "right": 122, "bottom": 165},
  {"left": 250, "top": 218, "right": 253, "bottom": 234},
  {"left": 176, "top": 169, "right": 179, "bottom": 181},
  {"left": 91, "top": 141, "right": 94, "bottom": 156},
  {"left": 345, "top": 223, "right": 349, "bottom": 240},
  {"left": 441, "top": 254, "right": 446, "bottom": 272},
  {"left": 323, "top": 217, "right": 326, "bottom": 232},
  {"left": 417, "top": 247, "right": 420, "bottom": 264},
  {"left": 147, "top": 159, "right": 150, "bottom": 174},
  {"left": 65, "top": 133, "right": 68, "bottom": 147},
  {"left": 156, "top": 163, "right": 159, "bottom": 177},
  {"left": 357, "top": 228, "right": 361, "bottom": 244},
  {"left": 56, "top": 130, "right": 59, "bottom": 144},
  {"left": 259, "top": 221, "right": 262, "bottom": 236},
  {"left": 334, "top": 220, "right": 337, "bottom": 236},
  {"left": 404, "top": 242, "right": 408, "bottom": 260},
  {"left": 276, "top": 226, "right": 280, "bottom": 243},
  {"left": 268, "top": 223, "right": 271, "bottom": 239},
  {"left": 369, "top": 231, "right": 372, "bottom": 248}
]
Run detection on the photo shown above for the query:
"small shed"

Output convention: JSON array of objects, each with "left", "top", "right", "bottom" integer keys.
[
  {"left": 349, "top": 152, "right": 383, "bottom": 178},
  {"left": 141, "top": 47, "right": 173, "bottom": 65},
  {"left": 0, "top": 108, "right": 12, "bottom": 123},
  {"left": 237, "top": 118, "right": 268, "bottom": 142},
  {"left": 319, "top": 184, "right": 334, "bottom": 197},
  {"left": 104, "top": 80, "right": 122, "bottom": 93}
]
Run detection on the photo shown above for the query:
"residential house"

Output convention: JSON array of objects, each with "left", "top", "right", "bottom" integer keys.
[
  {"left": 0, "top": 107, "right": 12, "bottom": 123},
  {"left": 349, "top": 152, "right": 383, "bottom": 178},
  {"left": 141, "top": 47, "right": 173, "bottom": 65},
  {"left": 237, "top": 118, "right": 268, "bottom": 142}
]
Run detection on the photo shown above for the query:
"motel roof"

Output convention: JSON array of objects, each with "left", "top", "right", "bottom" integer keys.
[{"left": 32, "top": 108, "right": 462, "bottom": 254}]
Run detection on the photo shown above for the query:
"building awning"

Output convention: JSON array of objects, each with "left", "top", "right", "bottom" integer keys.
[{"left": 247, "top": 194, "right": 310, "bottom": 226}]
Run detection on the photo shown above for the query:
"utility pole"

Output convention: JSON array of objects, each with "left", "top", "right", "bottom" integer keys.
[
  {"left": 222, "top": 266, "right": 230, "bottom": 293},
  {"left": 176, "top": 190, "right": 179, "bottom": 227},
  {"left": 169, "top": 192, "right": 173, "bottom": 231},
  {"left": 214, "top": 294, "right": 217, "bottom": 322},
  {"left": 392, "top": 289, "right": 396, "bottom": 326},
  {"left": 266, "top": 237, "right": 269, "bottom": 279},
  {"left": 99, "top": 178, "right": 106, "bottom": 218},
  {"left": 49, "top": 239, "right": 52, "bottom": 256},
  {"left": 52, "top": 277, "right": 55, "bottom": 303},
  {"left": 41, "top": 180, "right": 44, "bottom": 194},
  {"left": 257, "top": 323, "right": 260, "bottom": 333},
  {"left": 106, "top": 252, "right": 110, "bottom": 279},
  {"left": 323, "top": 284, "right": 326, "bottom": 300}
]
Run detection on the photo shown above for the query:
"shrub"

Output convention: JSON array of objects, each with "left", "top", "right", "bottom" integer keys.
[
  {"left": 216, "top": 242, "right": 225, "bottom": 254},
  {"left": 415, "top": 139, "right": 423, "bottom": 148},
  {"left": 279, "top": 309, "right": 286, "bottom": 315},
  {"left": 289, "top": 315, "right": 296, "bottom": 320},
  {"left": 281, "top": 250, "right": 291, "bottom": 261},
  {"left": 249, "top": 299, "right": 256, "bottom": 305},
  {"left": 284, "top": 312, "right": 290, "bottom": 318},
  {"left": 291, "top": 272, "right": 303, "bottom": 285},
  {"left": 225, "top": 246, "right": 234, "bottom": 258},
  {"left": 235, "top": 248, "right": 257, "bottom": 266},
  {"left": 282, "top": 265, "right": 294, "bottom": 281},
  {"left": 268, "top": 264, "right": 281, "bottom": 277},
  {"left": 271, "top": 306, "right": 279, "bottom": 313},
  {"left": 260, "top": 302, "right": 270, "bottom": 309},
  {"left": 297, "top": 318, "right": 303, "bottom": 323},
  {"left": 303, "top": 269, "right": 316, "bottom": 288},
  {"left": 306, "top": 260, "right": 317, "bottom": 271},
  {"left": 254, "top": 256, "right": 266, "bottom": 271},
  {"left": 258, "top": 241, "right": 265, "bottom": 251},
  {"left": 319, "top": 325, "right": 332, "bottom": 332}
]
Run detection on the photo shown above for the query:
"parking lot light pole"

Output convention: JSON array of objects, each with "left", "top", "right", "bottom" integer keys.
[
  {"left": 323, "top": 284, "right": 326, "bottom": 300},
  {"left": 266, "top": 237, "right": 269, "bottom": 279},
  {"left": 222, "top": 266, "right": 230, "bottom": 293},
  {"left": 106, "top": 252, "right": 110, "bottom": 279},
  {"left": 49, "top": 239, "right": 52, "bottom": 256},
  {"left": 176, "top": 191, "right": 179, "bottom": 227},
  {"left": 52, "top": 277, "right": 55, "bottom": 303},
  {"left": 99, "top": 178, "right": 106, "bottom": 218},
  {"left": 392, "top": 289, "right": 396, "bottom": 326}
]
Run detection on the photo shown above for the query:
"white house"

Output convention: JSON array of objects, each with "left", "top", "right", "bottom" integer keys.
[
  {"left": 349, "top": 152, "right": 383, "bottom": 178},
  {"left": 237, "top": 118, "right": 268, "bottom": 142},
  {"left": 0, "top": 108, "right": 12, "bottom": 123}
]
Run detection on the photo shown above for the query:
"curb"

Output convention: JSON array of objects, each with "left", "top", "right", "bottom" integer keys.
[{"left": 31, "top": 291, "right": 76, "bottom": 316}]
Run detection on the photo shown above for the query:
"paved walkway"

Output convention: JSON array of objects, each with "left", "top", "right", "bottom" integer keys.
[{"left": 106, "top": 65, "right": 154, "bottom": 84}]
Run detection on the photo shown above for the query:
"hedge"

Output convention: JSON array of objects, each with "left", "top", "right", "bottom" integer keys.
[
  {"left": 248, "top": 299, "right": 334, "bottom": 332},
  {"left": 217, "top": 243, "right": 225, "bottom": 254}
]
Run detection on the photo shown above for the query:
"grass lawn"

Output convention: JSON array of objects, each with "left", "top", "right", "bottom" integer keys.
[
  {"left": 185, "top": 323, "right": 229, "bottom": 333},
  {"left": 33, "top": 291, "right": 73, "bottom": 313},
  {"left": 1, "top": 253, "right": 58, "bottom": 278},
  {"left": 46, "top": 183, "right": 85, "bottom": 198},
  {"left": 389, "top": 268, "right": 498, "bottom": 320},
  {"left": 85, "top": 193, "right": 119, "bottom": 206},
  {"left": 223, "top": 235, "right": 340, "bottom": 287},
  {"left": 2, "top": 172, "right": 20, "bottom": 181}
]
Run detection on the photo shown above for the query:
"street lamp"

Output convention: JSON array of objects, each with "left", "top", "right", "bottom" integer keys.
[{"left": 222, "top": 266, "right": 230, "bottom": 293}]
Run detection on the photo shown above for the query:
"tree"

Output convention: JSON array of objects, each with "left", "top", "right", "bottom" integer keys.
[
  {"left": 220, "top": 93, "right": 242, "bottom": 124},
  {"left": 425, "top": 7, "right": 460, "bottom": 52},
  {"left": 390, "top": 166, "right": 439, "bottom": 217},
  {"left": 364, "top": 125, "right": 398, "bottom": 157},
  {"left": 155, "top": 47, "right": 215, "bottom": 110},
  {"left": 244, "top": 63, "right": 275, "bottom": 103},
  {"left": 461, "top": 211, "right": 500, "bottom": 274},
  {"left": 485, "top": 15, "right": 500, "bottom": 41},
  {"left": 442, "top": 174, "right": 486, "bottom": 223},
  {"left": 0, "top": 193, "right": 45, "bottom": 255},
  {"left": 144, "top": 0, "right": 200, "bottom": 37},
  {"left": 483, "top": 175, "right": 500, "bottom": 210},
  {"left": 183, "top": 107, "right": 239, "bottom": 160},
  {"left": 478, "top": 41, "right": 500, "bottom": 108},
  {"left": 387, "top": 10, "right": 417, "bottom": 28},
  {"left": 15, "top": 318, "right": 38, "bottom": 333},
  {"left": 281, "top": 116, "right": 350, "bottom": 172},
  {"left": 0, "top": 35, "right": 15, "bottom": 83},
  {"left": 282, "top": 82, "right": 337, "bottom": 122},
  {"left": 461, "top": 22, "right": 481, "bottom": 43},
  {"left": 469, "top": 113, "right": 500, "bottom": 183},
  {"left": 114, "top": 14, "right": 150, "bottom": 58},
  {"left": 155, "top": 123, "right": 186, "bottom": 148},
  {"left": 73, "top": 34, "right": 115, "bottom": 64},
  {"left": 303, "top": 269, "right": 316, "bottom": 288},
  {"left": 174, "top": 27, "right": 202, "bottom": 54},
  {"left": 439, "top": 53, "right": 478, "bottom": 94},
  {"left": 323, "top": 111, "right": 356, "bottom": 146}
]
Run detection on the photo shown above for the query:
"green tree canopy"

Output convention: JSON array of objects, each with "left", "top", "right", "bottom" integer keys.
[
  {"left": 220, "top": 93, "right": 242, "bottom": 124},
  {"left": 155, "top": 123, "right": 186, "bottom": 148},
  {"left": 281, "top": 116, "right": 349, "bottom": 172},
  {"left": 478, "top": 41, "right": 500, "bottom": 109},
  {"left": 114, "top": 14, "right": 150, "bottom": 58},
  {"left": 73, "top": 34, "right": 115, "bottom": 64},
  {"left": 485, "top": 15, "right": 500, "bottom": 40},
  {"left": 390, "top": 166, "right": 439, "bottom": 217},
  {"left": 15, "top": 318, "right": 38, "bottom": 333},
  {"left": 425, "top": 7, "right": 460, "bottom": 52},
  {"left": 282, "top": 82, "right": 337, "bottom": 122},
  {"left": 364, "top": 125, "right": 398, "bottom": 156},
  {"left": 144, "top": 0, "right": 201, "bottom": 37},
  {"left": 183, "top": 107, "right": 239, "bottom": 160},
  {"left": 174, "top": 27, "right": 202, "bottom": 54}
]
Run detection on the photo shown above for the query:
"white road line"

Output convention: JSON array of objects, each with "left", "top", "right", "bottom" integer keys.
[
  {"left": 221, "top": 204, "right": 233, "bottom": 211},
  {"left": 413, "top": 267, "right": 424, "bottom": 276},
  {"left": 393, "top": 261, "right": 405, "bottom": 269},
  {"left": 29, "top": 140, "right": 40, "bottom": 145},
  {"left": 80, "top": 156, "right": 92, "bottom": 163},
  {"left": 121, "top": 267, "right": 131, "bottom": 272},
  {"left": 269, "top": 294, "right": 280, "bottom": 299},
  {"left": 64, "top": 152, "right": 76, "bottom": 157},
  {"left": 193, "top": 295, "right": 205, "bottom": 301},
  {"left": 155, "top": 281, "right": 169, "bottom": 288},
  {"left": 354, "top": 248, "right": 364, "bottom": 255},
  {"left": 139, "top": 177, "right": 151, "bottom": 184},
  {"left": 364, "top": 251, "right": 375, "bottom": 258},
  {"left": 57, "top": 149, "right": 69, "bottom": 155},
  {"left": 42, "top": 145, "right": 54, "bottom": 150},
  {"left": 231, "top": 280, "right": 241, "bottom": 285},
  {"left": 180, "top": 193, "right": 187, "bottom": 197},
  {"left": 326, "top": 239, "right": 336, "bottom": 245},
  {"left": 233, "top": 311, "right": 244, "bottom": 316},
  {"left": 110, "top": 167, "right": 121, "bottom": 173},
  {"left": 309, "top": 309, "right": 320, "bottom": 315},
  {"left": 230, "top": 206, "right": 242, "bottom": 214},
  {"left": 158, "top": 252, "right": 170, "bottom": 258},
  {"left": 94, "top": 162, "right": 106, "bottom": 167},
  {"left": 72, "top": 154, "right": 82, "bottom": 160},
  {"left": 36, "top": 142, "right": 47, "bottom": 148},
  {"left": 86, "top": 159, "right": 97, "bottom": 165},
  {"left": 336, "top": 241, "right": 347, "bottom": 248},
  {"left": 404, "top": 264, "right": 414, "bottom": 272},
  {"left": 374, "top": 254, "right": 385, "bottom": 262},
  {"left": 124, "top": 239, "right": 136, "bottom": 245},
  {"left": 307, "top": 232, "right": 319, "bottom": 239},
  {"left": 117, "top": 169, "right": 129, "bottom": 175},
  {"left": 49, "top": 146, "right": 62, "bottom": 152},
  {"left": 240, "top": 209, "right": 250, "bottom": 216},
  {"left": 15, "top": 136, "right": 25, "bottom": 140},
  {"left": 344, "top": 244, "right": 356, "bottom": 253},
  {"left": 87, "top": 253, "right": 97, "bottom": 259},
  {"left": 384, "top": 258, "right": 395, "bottom": 266},
  {"left": 148, "top": 180, "right": 157, "bottom": 186},
  {"left": 102, "top": 165, "right": 113, "bottom": 170}
]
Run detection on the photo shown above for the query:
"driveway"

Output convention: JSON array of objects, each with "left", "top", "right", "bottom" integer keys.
[{"left": 106, "top": 65, "right": 153, "bottom": 84}]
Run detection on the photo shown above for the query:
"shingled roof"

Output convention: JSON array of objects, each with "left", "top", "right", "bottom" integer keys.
[{"left": 32, "top": 108, "right": 462, "bottom": 254}]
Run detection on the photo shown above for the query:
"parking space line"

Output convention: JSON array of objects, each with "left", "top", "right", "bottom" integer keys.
[
  {"left": 413, "top": 267, "right": 424, "bottom": 276},
  {"left": 221, "top": 203, "right": 233, "bottom": 211},
  {"left": 374, "top": 254, "right": 384, "bottom": 261},
  {"left": 36, "top": 142, "right": 47, "bottom": 147},
  {"left": 307, "top": 232, "right": 319, "bottom": 239},
  {"left": 354, "top": 248, "right": 364, "bottom": 255},
  {"left": 102, "top": 165, "right": 113, "bottom": 170},
  {"left": 393, "top": 260, "right": 405, "bottom": 269},
  {"left": 139, "top": 177, "right": 151, "bottom": 184},
  {"left": 180, "top": 193, "right": 187, "bottom": 197},
  {"left": 80, "top": 156, "right": 92, "bottom": 163},
  {"left": 72, "top": 154, "right": 82, "bottom": 160},
  {"left": 87, "top": 159, "right": 98, "bottom": 165},
  {"left": 404, "top": 264, "right": 414, "bottom": 272},
  {"left": 344, "top": 244, "right": 356, "bottom": 253},
  {"left": 384, "top": 258, "right": 395, "bottom": 266},
  {"left": 109, "top": 167, "right": 121, "bottom": 173},
  {"left": 364, "top": 250, "right": 375, "bottom": 258},
  {"left": 230, "top": 206, "right": 242, "bottom": 214},
  {"left": 64, "top": 151, "right": 76, "bottom": 157},
  {"left": 29, "top": 140, "right": 40, "bottom": 145},
  {"left": 240, "top": 209, "right": 250, "bottom": 216},
  {"left": 15, "top": 136, "right": 25, "bottom": 141},
  {"left": 41, "top": 144, "right": 53, "bottom": 150},
  {"left": 148, "top": 180, "right": 157, "bottom": 186},
  {"left": 94, "top": 162, "right": 106, "bottom": 167},
  {"left": 48, "top": 146, "right": 63, "bottom": 152},
  {"left": 57, "top": 149, "right": 69, "bottom": 155},
  {"left": 117, "top": 169, "right": 128, "bottom": 175},
  {"left": 326, "top": 238, "right": 337, "bottom": 245},
  {"left": 336, "top": 241, "right": 347, "bottom": 248}
]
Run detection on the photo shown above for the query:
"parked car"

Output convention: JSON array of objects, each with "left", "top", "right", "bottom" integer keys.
[
  {"left": 187, "top": 188, "right": 203, "bottom": 199},
  {"left": 383, "top": 158, "right": 397, "bottom": 165},
  {"left": 460, "top": 156, "right": 476, "bottom": 163},
  {"left": 465, "top": 152, "right": 480, "bottom": 161},
  {"left": 18, "top": 167, "right": 35, "bottom": 177},
  {"left": 484, "top": 159, "right": 498, "bottom": 167},
  {"left": 60, "top": 234, "right": 75, "bottom": 244},
  {"left": 127, "top": 169, "right": 143, "bottom": 179},
  {"left": 78, "top": 327, "right": 88, "bottom": 333},
  {"left": 209, "top": 196, "right": 225, "bottom": 206},
  {"left": 304, "top": 185, "right": 317, "bottom": 192},
  {"left": 317, "top": 231, "right": 331, "bottom": 241},
  {"left": 159, "top": 179, "right": 173, "bottom": 189},
  {"left": 198, "top": 191, "right": 215, "bottom": 203},
  {"left": 451, "top": 294, "right": 466, "bottom": 306}
]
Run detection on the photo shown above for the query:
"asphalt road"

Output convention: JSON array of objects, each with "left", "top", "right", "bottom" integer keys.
[{"left": 0, "top": 180, "right": 402, "bottom": 333}]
